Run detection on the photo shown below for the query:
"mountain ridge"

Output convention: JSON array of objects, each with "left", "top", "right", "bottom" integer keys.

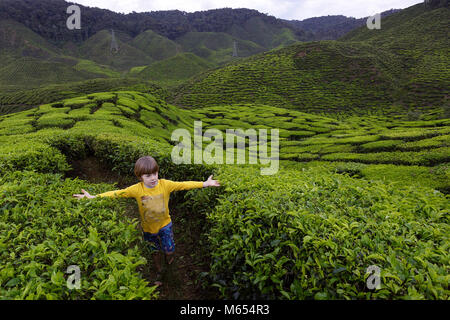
[{"left": 168, "top": 3, "right": 449, "bottom": 119}]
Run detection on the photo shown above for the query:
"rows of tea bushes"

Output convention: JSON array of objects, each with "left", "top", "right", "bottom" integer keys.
[
  {"left": 339, "top": 4, "right": 450, "bottom": 113},
  {"left": 169, "top": 4, "right": 449, "bottom": 121},
  {"left": 1, "top": 92, "right": 449, "bottom": 193},
  {"left": 0, "top": 152, "right": 214, "bottom": 300},
  {"left": 192, "top": 104, "right": 450, "bottom": 192},
  {"left": 0, "top": 170, "right": 159, "bottom": 299},
  {"left": 1, "top": 90, "right": 449, "bottom": 300},
  {"left": 0, "top": 78, "right": 169, "bottom": 116},
  {"left": 202, "top": 164, "right": 449, "bottom": 299},
  {"left": 283, "top": 160, "right": 450, "bottom": 195},
  {"left": 170, "top": 41, "right": 400, "bottom": 118},
  {"left": 0, "top": 91, "right": 217, "bottom": 299}
]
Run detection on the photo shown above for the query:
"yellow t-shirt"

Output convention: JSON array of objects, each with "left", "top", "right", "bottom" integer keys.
[{"left": 97, "top": 179, "right": 204, "bottom": 234}]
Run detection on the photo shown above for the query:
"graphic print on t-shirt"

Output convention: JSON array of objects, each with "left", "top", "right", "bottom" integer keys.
[{"left": 141, "top": 194, "right": 166, "bottom": 224}]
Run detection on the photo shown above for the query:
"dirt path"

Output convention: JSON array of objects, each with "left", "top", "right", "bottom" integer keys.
[
  {"left": 143, "top": 209, "right": 218, "bottom": 299},
  {"left": 68, "top": 156, "right": 218, "bottom": 300}
]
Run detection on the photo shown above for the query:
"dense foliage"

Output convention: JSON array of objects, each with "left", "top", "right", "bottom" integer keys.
[
  {"left": 0, "top": 0, "right": 304, "bottom": 44},
  {"left": 0, "top": 170, "right": 158, "bottom": 299},
  {"left": 284, "top": 9, "right": 400, "bottom": 41},
  {"left": 203, "top": 165, "right": 449, "bottom": 299},
  {"left": 0, "top": 1, "right": 449, "bottom": 301},
  {"left": 0, "top": 92, "right": 215, "bottom": 299}
]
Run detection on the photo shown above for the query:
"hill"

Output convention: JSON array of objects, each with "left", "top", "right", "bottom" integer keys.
[
  {"left": 169, "top": 41, "right": 404, "bottom": 117},
  {"left": 129, "top": 29, "right": 179, "bottom": 61},
  {"left": 1, "top": 91, "right": 448, "bottom": 191},
  {"left": 0, "top": 78, "right": 168, "bottom": 115},
  {"left": 132, "top": 53, "right": 215, "bottom": 88},
  {"left": 283, "top": 9, "right": 401, "bottom": 41},
  {"left": 340, "top": 3, "right": 450, "bottom": 111},
  {"left": 170, "top": 3, "right": 450, "bottom": 119},
  {"left": 0, "top": 91, "right": 448, "bottom": 300},
  {"left": 77, "top": 29, "right": 154, "bottom": 72},
  {"left": 0, "top": 18, "right": 125, "bottom": 89},
  {"left": 0, "top": 0, "right": 312, "bottom": 91},
  {"left": 173, "top": 31, "right": 265, "bottom": 62}
]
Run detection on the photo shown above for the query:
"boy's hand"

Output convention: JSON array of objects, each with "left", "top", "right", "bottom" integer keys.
[
  {"left": 203, "top": 175, "right": 220, "bottom": 187},
  {"left": 73, "top": 189, "right": 96, "bottom": 199}
]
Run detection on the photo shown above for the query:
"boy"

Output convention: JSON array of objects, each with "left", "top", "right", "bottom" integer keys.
[{"left": 73, "top": 155, "right": 220, "bottom": 285}]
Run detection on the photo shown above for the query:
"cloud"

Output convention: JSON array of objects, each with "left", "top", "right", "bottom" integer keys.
[{"left": 72, "top": 0, "right": 423, "bottom": 20}]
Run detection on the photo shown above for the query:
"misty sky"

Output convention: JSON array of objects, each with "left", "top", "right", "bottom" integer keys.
[{"left": 71, "top": 0, "right": 422, "bottom": 20}]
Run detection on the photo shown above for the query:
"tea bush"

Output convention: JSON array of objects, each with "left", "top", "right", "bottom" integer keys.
[
  {"left": 0, "top": 170, "right": 159, "bottom": 299},
  {"left": 203, "top": 165, "right": 449, "bottom": 300},
  {"left": 360, "top": 140, "right": 404, "bottom": 152},
  {"left": 0, "top": 140, "right": 70, "bottom": 174}
]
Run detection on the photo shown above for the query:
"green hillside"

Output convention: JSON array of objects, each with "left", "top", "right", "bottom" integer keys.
[
  {"left": 173, "top": 31, "right": 265, "bottom": 63},
  {"left": 73, "top": 59, "right": 122, "bottom": 78},
  {"left": 340, "top": 4, "right": 449, "bottom": 54},
  {"left": 0, "top": 19, "right": 99, "bottom": 89},
  {"left": 0, "top": 56, "right": 105, "bottom": 88},
  {"left": 226, "top": 16, "right": 299, "bottom": 48},
  {"left": 0, "top": 19, "right": 62, "bottom": 58},
  {"left": 0, "top": 19, "right": 60, "bottom": 58},
  {"left": 130, "top": 29, "right": 179, "bottom": 61},
  {"left": 169, "top": 4, "right": 449, "bottom": 120},
  {"left": 169, "top": 41, "right": 405, "bottom": 117},
  {"left": 0, "top": 21, "right": 301, "bottom": 92},
  {"left": 0, "top": 5, "right": 309, "bottom": 92},
  {"left": 0, "top": 78, "right": 168, "bottom": 115},
  {"left": 340, "top": 3, "right": 450, "bottom": 111},
  {"left": 1, "top": 92, "right": 448, "bottom": 192},
  {"left": 0, "top": 92, "right": 448, "bottom": 300},
  {"left": 0, "top": 19, "right": 128, "bottom": 90},
  {"left": 77, "top": 30, "right": 154, "bottom": 72},
  {"left": 132, "top": 53, "right": 215, "bottom": 88},
  {"left": 127, "top": 29, "right": 289, "bottom": 87},
  {"left": 0, "top": 1, "right": 449, "bottom": 302}
]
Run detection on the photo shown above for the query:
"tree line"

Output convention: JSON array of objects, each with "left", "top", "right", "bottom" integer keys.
[{"left": 0, "top": 0, "right": 305, "bottom": 45}]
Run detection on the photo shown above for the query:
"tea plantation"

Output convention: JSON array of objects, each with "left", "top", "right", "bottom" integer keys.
[{"left": 0, "top": 91, "right": 448, "bottom": 299}]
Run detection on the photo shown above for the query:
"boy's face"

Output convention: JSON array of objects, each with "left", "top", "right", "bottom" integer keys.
[{"left": 141, "top": 172, "right": 158, "bottom": 188}]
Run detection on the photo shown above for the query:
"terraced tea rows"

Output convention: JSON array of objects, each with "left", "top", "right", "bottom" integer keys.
[
  {"left": 170, "top": 4, "right": 450, "bottom": 122},
  {"left": 193, "top": 104, "right": 450, "bottom": 192},
  {"left": 0, "top": 91, "right": 216, "bottom": 299},
  {"left": 171, "top": 41, "right": 402, "bottom": 118},
  {"left": 0, "top": 91, "right": 449, "bottom": 300},
  {"left": 0, "top": 78, "right": 169, "bottom": 116},
  {"left": 1, "top": 93, "right": 449, "bottom": 192}
]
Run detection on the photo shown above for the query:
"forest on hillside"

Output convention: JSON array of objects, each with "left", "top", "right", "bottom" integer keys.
[{"left": 0, "top": 0, "right": 306, "bottom": 44}]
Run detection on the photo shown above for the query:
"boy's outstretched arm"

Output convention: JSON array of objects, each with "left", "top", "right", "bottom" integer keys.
[
  {"left": 166, "top": 175, "right": 220, "bottom": 192},
  {"left": 203, "top": 175, "right": 220, "bottom": 187},
  {"left": 73, "top": 189, "right": 96, "bottom": 199},
  {"left": 73, "top": 185, "right": 137, "bottom": 199}
]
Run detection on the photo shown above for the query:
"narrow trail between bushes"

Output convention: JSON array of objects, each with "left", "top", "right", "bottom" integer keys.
[
  {"left": 67, "top": 156, "right": 218, "bottom": 300},
  {"left": 139, "top": 208, "right": 218, "bottom": 300}
]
